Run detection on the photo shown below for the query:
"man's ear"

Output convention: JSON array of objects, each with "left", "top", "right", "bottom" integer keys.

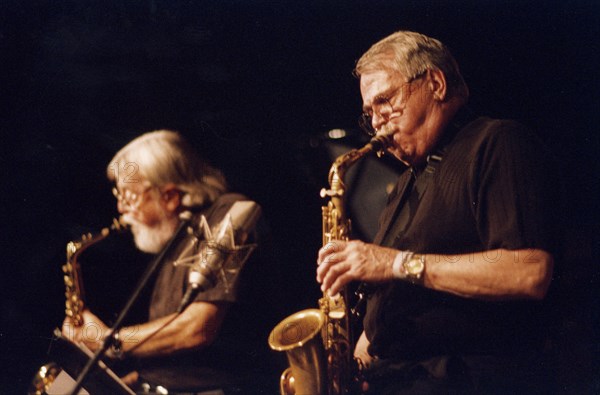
[
  {"left": 428, "top": 69, "right": 448, "bottom": 101},
  {"left": 160, "top": 183, "right": 181, "bottom": 213}
]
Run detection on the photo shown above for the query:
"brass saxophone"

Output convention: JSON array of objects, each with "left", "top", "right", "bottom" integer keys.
[
  {"left": 29, "top": 218, "right": 128, "bottom": 394},
  {"left": 63, "top": 217, "right": 127, "bottom": 325},
  {"left": 269, "top": 133, "right": 391, "bottom": 395}
]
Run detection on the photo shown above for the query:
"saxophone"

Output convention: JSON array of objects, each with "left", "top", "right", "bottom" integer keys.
[
  {"left": 269, "top": 133, "right": 391, "bottom": 395},
  {"left": 29, "top": 218, "right": 128, "bottom": 394},
  {"left": 63, "top": 217, "right": 127, "bottom": 325}
]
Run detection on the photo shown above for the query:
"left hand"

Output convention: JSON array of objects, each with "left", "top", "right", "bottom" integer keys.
[
  {"left": 316, "top": 240, "right": 397, "bottom": 295},
  {"left": 62, "top": 309, "right": 109, "bottom": 352}
]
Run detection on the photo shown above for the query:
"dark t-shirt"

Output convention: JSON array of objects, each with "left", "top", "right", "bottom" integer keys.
[
  {"left": 149, "top": 193, "right": 248, "bottom": 318},
  {"left": 364, "top": 116, "right": 558, "bottom": 361},
  {"left": 136, "top": 193, "right": 262, "bottom": 391}
]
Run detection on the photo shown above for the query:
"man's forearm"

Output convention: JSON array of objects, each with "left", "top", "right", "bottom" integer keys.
[
  {"left": 423, "top": 248, "right": 553, "bottom": 300},
  {"left": 117, "top": 301, "right": 227, "bottom": 358}
]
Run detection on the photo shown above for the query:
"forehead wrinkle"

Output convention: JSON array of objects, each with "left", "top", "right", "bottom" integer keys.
[
  {"left": 360, "top": 68, "right": 406, "bottom": 105},
  {"left": 361, "top": 73, "right": 398, "bottom": 112}
]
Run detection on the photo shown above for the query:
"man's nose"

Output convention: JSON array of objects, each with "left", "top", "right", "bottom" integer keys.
[{"left": 371, "top": 112, "right": 387, "bottom": 132}]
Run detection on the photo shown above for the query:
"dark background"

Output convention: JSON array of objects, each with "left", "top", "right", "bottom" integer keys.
[{"left": 1, "top": 0, "right": 598, "bottom": 393}]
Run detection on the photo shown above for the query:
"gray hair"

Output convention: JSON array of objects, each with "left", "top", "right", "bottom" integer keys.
[
  {"left": 355, "top": 31, "right": 469, "bottom": 100},
  {"left": 107, "top": 130, "right": 227, "bottom": 209}
]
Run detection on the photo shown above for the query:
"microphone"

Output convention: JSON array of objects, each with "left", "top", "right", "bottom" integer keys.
[{"left": 176, "top": 201, "right": 261, "bottom": 313}]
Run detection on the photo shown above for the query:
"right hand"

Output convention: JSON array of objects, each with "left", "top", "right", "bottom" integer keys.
[
  {"left": 354, "top": 331, "right": 374, "bottom": 393},
  {"left": 120, "top": 371, "right": 139, "bottom": 387},
  {"left": 354, "top": 331, "right": 375, "bottom": 369}
]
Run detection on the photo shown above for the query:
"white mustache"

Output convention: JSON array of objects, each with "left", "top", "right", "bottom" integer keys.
[{"left": 122, "top": 214, "right": 142, "bottom": 227}]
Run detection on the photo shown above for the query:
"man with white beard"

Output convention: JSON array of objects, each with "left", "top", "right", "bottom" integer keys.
[{"left": 62, "top": 130, "right": 264, "bottom": 394}]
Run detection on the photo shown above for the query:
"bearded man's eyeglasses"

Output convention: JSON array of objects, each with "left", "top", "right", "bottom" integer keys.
[
  {"left": 358, "top": 71, "right": 427, "bottom": 136},
  {"left": 112, "top": 185, "right": 154, "bottom": 209}
]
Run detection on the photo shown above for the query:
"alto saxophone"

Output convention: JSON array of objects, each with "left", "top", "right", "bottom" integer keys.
[
  {"left": 63, "top": 217, "right": 127, "bottom": 325},
  {"left": 269, "top": 133, "right": 391, "bottom": 395},
  {"left": 29, "top": 218, "right": 128, "bottom": 394}
]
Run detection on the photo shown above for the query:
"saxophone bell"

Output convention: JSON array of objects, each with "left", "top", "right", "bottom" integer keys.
[
  {"left": 269, "top": 134, "right": 386, "bottom": 394},
  {"left": 268, "top": 309, "right": 327, "bottom": 395}
]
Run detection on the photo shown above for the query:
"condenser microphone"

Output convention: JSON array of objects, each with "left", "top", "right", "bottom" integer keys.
[{"left": 177, "top": 201, "right": 261, "bottom": 313}]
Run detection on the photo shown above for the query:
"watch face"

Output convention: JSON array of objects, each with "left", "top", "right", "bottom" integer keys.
[{"left": 406, "top": 256, "right": 424, "bottom": 275}]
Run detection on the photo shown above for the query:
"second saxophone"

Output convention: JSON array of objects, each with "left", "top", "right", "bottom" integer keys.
[{"left": 269, "top": 133, "right": 391, "bottom": 395}]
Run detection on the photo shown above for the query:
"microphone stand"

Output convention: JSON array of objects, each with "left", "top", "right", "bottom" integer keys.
[{"left": 68, "top": 216, "right": 191, "bottom": 395}]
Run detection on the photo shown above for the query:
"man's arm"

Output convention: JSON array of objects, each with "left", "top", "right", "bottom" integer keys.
[
  {"left": 62, "top": 301, "right": 229, "bottom": 358},
  {"left": 423, "top": 248, "right": 553, "bottom": 300},
  {"left": 317, "top": 240, "right": 553, "bottom": 301}
]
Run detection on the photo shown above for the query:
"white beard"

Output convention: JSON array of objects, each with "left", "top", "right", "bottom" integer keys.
[{"left": 123, "top": 214, "right": 178, "bottom": 254}]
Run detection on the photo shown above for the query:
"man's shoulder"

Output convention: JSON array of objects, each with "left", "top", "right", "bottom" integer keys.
[
  {"left": 214, "top": 192, "right": 249, "bottom": 205},
  {"left": 451, "top": 116, "right": 546, "bottom": 156},
  {"left": 193, "top": 193, "right": 254, "bottom": 226},
  {"left": 458, "top": 116, "right": 520, "bottom": 138}
]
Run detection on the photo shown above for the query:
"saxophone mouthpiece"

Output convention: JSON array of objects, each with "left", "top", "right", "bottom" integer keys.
[
  {"left": 115, "top": 216, "right": 129, "bottom": 231},
  {"left": 368, "top": 124, "right": 395, "bottom": 154}
]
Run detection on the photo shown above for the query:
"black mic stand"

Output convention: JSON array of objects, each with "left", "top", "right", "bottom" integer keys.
[{"left": 68, "top": 215, "right": 192, "bottom": 395}]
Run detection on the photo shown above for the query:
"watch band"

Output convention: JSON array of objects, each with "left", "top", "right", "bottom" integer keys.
[
  {"left": 392, "top": 250, "right": 425, "bottom": 284},
  {"left": 110, "top": 330, "right": 125, "bottom": 360},
  {"left": 392, "top": 251, "right": 413, "bottom": 278}
]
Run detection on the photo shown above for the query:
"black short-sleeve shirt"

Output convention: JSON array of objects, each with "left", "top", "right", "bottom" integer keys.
[
  {"left": 364, "top": 116, "right": 558, "bottom": 360},
  {"left": 149, "top": 192, "right": 248, "bottom": 320},
  {"left": 139, "top": 193, "right": 258, "bottom": 391}
]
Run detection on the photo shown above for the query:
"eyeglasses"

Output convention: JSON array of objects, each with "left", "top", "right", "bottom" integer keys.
[
  {"left": 359, "top": 71, "right": 427, "bottom": 136},
  {"left": 112, "top": 185, "right": 154, "bottom": 209}
]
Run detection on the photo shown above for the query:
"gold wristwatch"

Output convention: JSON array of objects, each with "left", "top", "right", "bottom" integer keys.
[{"left": 404, "top": 253, "right": 425, "bottom": 283}]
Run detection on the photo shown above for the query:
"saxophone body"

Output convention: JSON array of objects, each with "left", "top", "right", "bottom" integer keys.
[
  {"left": 269, "top": 135, "right": 390, "bottom": 395},
  {"left": 64, "top": 217, "right": 127, "bottom": 326},
  {"left": 29, "top": 218, "right": 128, "bottom": 394}
]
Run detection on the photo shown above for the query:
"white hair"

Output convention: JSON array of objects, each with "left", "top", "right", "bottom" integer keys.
[
  {"left": 355, "top": 30, "right": 469, "bottom": 100},
  {"left": 107, "top": 130, "right": 227, "bottom": 209}
]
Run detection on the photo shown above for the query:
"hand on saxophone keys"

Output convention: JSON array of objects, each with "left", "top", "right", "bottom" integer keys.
[
  {"left": 316, "top": 240, "right": 399, "bottom": 295},
  {"left": 62, "top": 309, "right": 110, "bottom": 353}
]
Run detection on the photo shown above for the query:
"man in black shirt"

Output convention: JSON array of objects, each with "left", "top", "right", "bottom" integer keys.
[
  {"left": 62, "top": 130, "right": 264, "bottom": 393},
  {"left": 317, "top": 31, "right": 557, "bottom": 393}
]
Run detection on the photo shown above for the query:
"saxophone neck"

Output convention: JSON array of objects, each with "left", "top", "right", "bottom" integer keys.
[
  {"left": 322, "top": 133, "right": 392, "bottom": 200},
  {"left": 69, "top": 217, "right": 127, "bottom": 257}
]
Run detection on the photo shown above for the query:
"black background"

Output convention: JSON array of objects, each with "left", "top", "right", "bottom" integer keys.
[{"left": 1, "top": 1, "right": 599, "bottom": 393}]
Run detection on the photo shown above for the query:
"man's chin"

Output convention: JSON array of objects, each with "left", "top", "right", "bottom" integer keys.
[
  {"left": 122, "top": 214, "right": 177, "bottom": 254},
  {"left": 134, "top": 242, "right": 162, "bottom": 254},
  {"left": 131, "top": 224, "right": 174, "bottom": 254},
  {"left": 132, "top": 234, "right": 165, "bottom": 254}
]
